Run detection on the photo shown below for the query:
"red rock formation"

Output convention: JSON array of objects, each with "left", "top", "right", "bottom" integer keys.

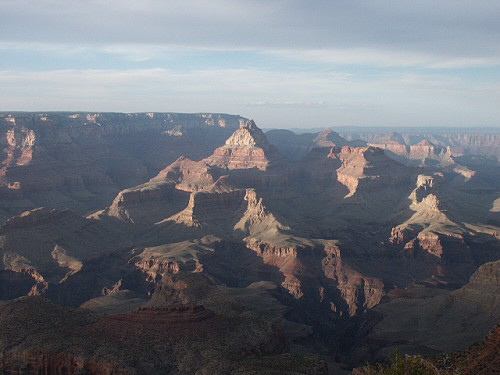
[
  {"left": 152, "top": 156, "right": 221, "bottom": 192},
  {"left": 265, "top": 127, "right": 365, "bottom": 160},
  {"left": 304, "top": 145, "right": 413, "bottom": 196},
  {"left": 245, "top": 238, "right": 299, "bottom": 258},
  {"left": 244, "top": 238, "right": 304, "bottom": 298},
  {"left": 203, "top": 119, "right": 276, "bottom": 170},
  {"left": 0, "top": 112, "right": 244, "bottom": 222},
  {"left": 322, "top": 244, "right": 385, "bottom": 316},
  {"left": 133, "top": 240, "right": 212, "bottom": 282},
  {"left": 341, "top": 130, "right": 500, "bottom": 159},
  {"left": 169, "top": 189, "right": 247, "bottom": 227},
  {"left": 409, "top": 140, "right": 458, "bottom": 161},
  {"left": 369, "top": 140, "right": 457, "bottom": 161},
  {"left": 151, "top": 119, "right": 295, "bottom": 192},
  {"left": 367, "top": 140, "right": 409, "bottom": 158},
  {"left": 96, "top": 180, "right": 189, "bottom": 225}
]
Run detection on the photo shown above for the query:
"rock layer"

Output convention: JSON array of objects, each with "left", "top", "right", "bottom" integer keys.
[{"left": 0, "top": 112, "right": 244, "bottom": 222}]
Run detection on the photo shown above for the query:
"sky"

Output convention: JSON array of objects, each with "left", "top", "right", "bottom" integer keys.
[{"left": 0, "top": 0, "right": 499, "bottom": 128}]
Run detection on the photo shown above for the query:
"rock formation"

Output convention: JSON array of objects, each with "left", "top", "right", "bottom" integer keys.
[
  {"left": 0, "top": 112, "right": 244, "bottom": 223},
  {"left": 92, "top": 180, "right": 190, "bottom": 225},
  {"left": 0, "top": 113, "right": 498, "bottom": 373},
  {"left": 152, "top": 119, "right": 294, "bottom": 192},
  {"left": 0, "top": 293, "right": 327, "bottom": 374},
  {"left": 359, "top": 260, "right": 500, "bottom": 364},
  {"left": 266, "top": 127, "right": 366, "bottom": 160},
  {"left": 340, "top": 129, "right": 500, "bottom": 160}
]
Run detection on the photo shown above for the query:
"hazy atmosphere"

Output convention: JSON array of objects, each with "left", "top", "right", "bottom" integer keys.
[
  {"left": 1, "top": 2, "right": 499, "bottom": 374},
  {"left": 1, "top": 0, "right": 500, "bottom": 128}
]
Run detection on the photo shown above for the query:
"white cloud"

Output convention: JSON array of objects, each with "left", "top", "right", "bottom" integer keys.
[
  {"left": 267, "top": 48, "right": 500, "bottom": 69},
  {"left": 1, "top": 0, "right": 500, "bottom": 65},
  {"left": 1, "top": 67, "right": 498, "bottom": 127},
  {"left": 247, "top": 101, "right": 326, "bottom": 108}
]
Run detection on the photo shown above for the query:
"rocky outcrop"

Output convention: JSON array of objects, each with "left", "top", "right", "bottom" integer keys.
[
  {"left": 313, "top": 128, "right": 351, "bottom": 148},
  {"left": 150, "top": 120, "right": 295, "bottom": 193},
  {"left": 322, "top": 244, "right": 385, "bottom": 316},
  {"left": 368, "top": 140, "right": 458, "bottom": 163},
  {"left": 265, "top": 127, "right": 365, "bottom": 160},
  {"left": 0, "top": 290, "right": 322, "bottom": 375},
  {"left": 0, "top": 112, "right": 245, "bottom": 223},
  {"left": 389, "top": 174, "right": 451, "bottom": 242},
  {"left": 364, "top": 260, "right": 500, "bottom": 361},
  {"left": 409, "top": 140, "right": 453, "bottom": 160},
  {"left": 152, "top": 156, "right": 221, "bottom": 192},
  {"left": 385, "top": 172, "right": 495, "bottom": 283},
  {"left": 168, "top": 189, "right": 247, "bottom": 228},
  {"left": 243, "top": 236, "right": 303, "bottom": 298},
  {"left": 0, "top": 114, "right": 497, "bottom": 372},
  {"left": 304, "top": 145, "right": 413, "bottom": 197},
  {"left": 133, "top": 239, "right": 215, "bottom": 282},
  {"left": 366, "top": 140, "right": 409, "bottom": 159},
  {"left": 202, "top": 119, "right": 280, "bottom": 170},
  {"left": 341, "top": 130, "right": 500, "bottom": 159},
  {"left": 335, "top": 146, "right": 411, "bottom": 196},
  {"left": 94, "top": 180, "right": 189, "bottom": 225},
  {"left": 0, "top": 207, "right": 129, "bottom": 300},
  {"left": 236, "top": 189, "right": 290, "bottom": 234}
]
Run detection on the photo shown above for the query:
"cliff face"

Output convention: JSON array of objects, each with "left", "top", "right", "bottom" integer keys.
[
  {"left": 0, "top": 112, "right": 244, "bottom": 223},
  {"left": 386, "top": 170, "right": 499, "bottom": 283},
  {"left": 0, "top": 115, "right": 497, "bottom": 372},
  {"left": 168, "top": 189, "right": 248, "bottom": 228},
  {"left": 152, "top": 119, "right": 295, "bottom": 192},
  {"left": 361, "top": 260, "right": 500, "bottom": 364},
  {"left": 152, "top": 156, "right": 221, "bottom": 192},
  {"left": 93, "top": 119, "right": 497, "bottom": 319},
  {"left": 340, "top": 130, "right": 500, "bottom": 159},
  {"left": 266, "top": 127, "right": 365, "bottom": 160},
  {"left": 333, "top": 146, "right": 412, "bottom": 197},
  {"left": 301, "top": 144, "right": 415, "bottom": 202},
  {"left": 367, "top": 140, "right": 458, "bottom": 164},
  {"left": 321, "top": 243, "right": 385, "bottom": 316},
  {"left": 0, "top": 207, "right": 134, "bottom": 304},
  {"left": 95, "top": 181, "right": 190, "bottom": 225},
  {"left": 93, "top": 122, "right": 395, "bottom": 317}
]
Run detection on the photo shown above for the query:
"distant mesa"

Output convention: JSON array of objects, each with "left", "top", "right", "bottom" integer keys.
[
  {"left": 152, "top": 119, "right": 294, "bottom": 192},
  {"left": 0, "top": 112, "right": 498, "bottom": 374}
]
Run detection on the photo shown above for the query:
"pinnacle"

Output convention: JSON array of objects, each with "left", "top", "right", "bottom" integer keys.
[
  {"left": 239, "top": 119, "right": 258, "bottom": 130},
  {"left": 225, "top": 119, "right": 269, "bottom": 148}
]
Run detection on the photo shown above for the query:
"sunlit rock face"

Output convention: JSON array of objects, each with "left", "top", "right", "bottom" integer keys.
[
  {"left": 0, "top": 112, "right": 245, "bottom": 222},
  {"left": 0, "top": 113, "right": 498, "bottom": 373}
]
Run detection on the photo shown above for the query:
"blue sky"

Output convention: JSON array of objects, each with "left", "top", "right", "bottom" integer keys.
[{"left": 1, "top": 0, "right": 499, "bottom": 128}]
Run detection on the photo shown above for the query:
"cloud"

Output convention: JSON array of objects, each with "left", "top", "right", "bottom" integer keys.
[
  {"left": 0, "top": 1, "right": 498, "bottom": 127},
  {"left": 266, "top": 48, "right": 500, "bottom": 69},
  {"left": 247, "top": 101, "right": 326, "bottom": 108},
  {"left": 1, "top": 67, "right": 498, "bottom": 127},
  {"left": 1, "top": 0, "right": 499, "bottom": 67}
]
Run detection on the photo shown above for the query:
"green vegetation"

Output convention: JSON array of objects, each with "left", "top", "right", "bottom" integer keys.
[{"left": 365, "top": 350, "right": 439, "bottom": 375}]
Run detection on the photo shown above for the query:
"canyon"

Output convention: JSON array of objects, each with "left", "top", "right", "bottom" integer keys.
[{"left": 0, "top": 112, "right": 498, "bottom": 374}]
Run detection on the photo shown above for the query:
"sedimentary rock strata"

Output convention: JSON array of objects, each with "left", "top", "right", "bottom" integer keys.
[
  {"left": 0, "top": 114, "right": 497, "bottom": 373},
  {"left": 0, "top": 112, "right": 244, "bottom": 222}
]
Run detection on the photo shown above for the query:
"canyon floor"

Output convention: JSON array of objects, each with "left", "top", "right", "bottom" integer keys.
[{"left": 0, "top": 112, "right": 498, "bottom": 374}]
